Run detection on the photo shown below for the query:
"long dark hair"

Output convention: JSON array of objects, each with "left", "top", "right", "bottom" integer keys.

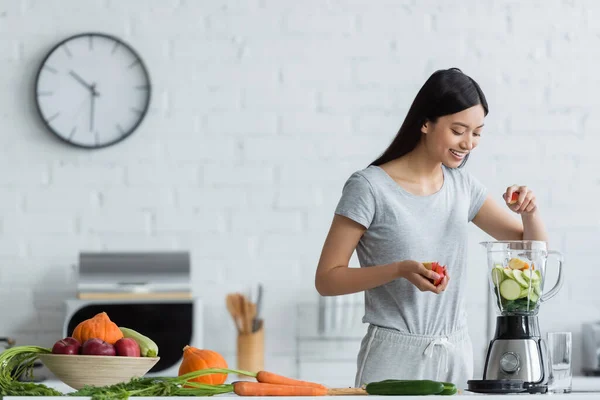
[{"left": 371, "top": 68, "right": 488, "bottom": 167}]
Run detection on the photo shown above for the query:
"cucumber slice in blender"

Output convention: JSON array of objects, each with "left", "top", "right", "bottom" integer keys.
[
  {"left": 519, "top": 287, "right": 531, "bottom": 299},
  {"left": 503, "top": 268, "right": 514, "bottom": 279},
  {"left": 512, "top": 270, "right": 529, "bottom": 288},
  {"left": 499, "top": 279, "right": 522, "bottom": 301},
  {"left": 491, "top": 267, "right": 504, "bottom": 286},
  {"left": 527, "top": 269, "right": 541, "bottom": 281},
  {"left": 522, "top": 269, "right": 533, "bottom": 281}
]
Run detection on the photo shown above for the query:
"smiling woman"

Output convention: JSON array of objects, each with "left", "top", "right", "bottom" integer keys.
[
  {"left": 371, "top": 67, "right": 487, "bottom": 169},
  {"left": 314, "top": 68, "right": 550, "bottom": 391}
]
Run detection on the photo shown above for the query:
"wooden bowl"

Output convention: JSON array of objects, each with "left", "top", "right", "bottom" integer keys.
[{"left": 38, "top": 354, "right": 160, "bottom": 390}]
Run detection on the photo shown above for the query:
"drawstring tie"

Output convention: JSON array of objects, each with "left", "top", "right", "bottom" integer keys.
[{"left": 423, "top": 337, "right": 455, "bottom": 380}]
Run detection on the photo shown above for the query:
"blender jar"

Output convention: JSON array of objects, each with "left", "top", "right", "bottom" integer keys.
[{"left": 481, "top": 240, "right": 564, "bottom": 316}]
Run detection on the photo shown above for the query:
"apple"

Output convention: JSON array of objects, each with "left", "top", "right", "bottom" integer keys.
[
  {"left": 52, "top": 337, "right": 81, "bottom": 355},
  {"left": 423, "top": 261, "right": 447, "bottom": 286},
  {"left": 81, "top": 338, "right": 116, "bottom": 356},
  {"left": 114, "top": 338, "right": 141, "bottom": 357},
  {"left": 62, "top": 337, "right": 81, "bottom": 346}
]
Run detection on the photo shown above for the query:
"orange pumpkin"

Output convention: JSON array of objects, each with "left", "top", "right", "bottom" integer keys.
[
  {"left": 178, "top": 345, "right": 228, "bottom": 385},
  {"left": 72, "top": 312, "right": 123, "bottom": 345}
]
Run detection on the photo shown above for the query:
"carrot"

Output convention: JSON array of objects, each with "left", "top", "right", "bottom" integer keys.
[
  {"left": 233, "top": 381, "right": 328, "bottom": 396},
  {"left": 256, "top": 371, "right": 327, "bottom": 389}
]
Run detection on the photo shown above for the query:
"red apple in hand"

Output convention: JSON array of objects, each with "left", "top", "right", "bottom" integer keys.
[
  {"left": 52, "top": 337, "right": 81, "bottom": 355},
  {"left": 114, "top": 338, "right": 141, "bottom": 357},
  {"left": 81, "top": 338, "right": 116, "bottom": 356},
  {"left": 423, "top": 261, "right": 448, "bottom": 286}
]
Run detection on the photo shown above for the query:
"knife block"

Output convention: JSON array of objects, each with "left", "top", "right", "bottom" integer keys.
[{"left": 236, "top": 322, "right": 264, "bottom": 375}]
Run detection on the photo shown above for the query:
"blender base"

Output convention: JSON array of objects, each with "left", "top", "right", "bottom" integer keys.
[
  {"left": 469, "top": 315, "right": 550, "bottom": 394},
  {"left": 467, "top": 379, "right": 547, "bottom": 394}
]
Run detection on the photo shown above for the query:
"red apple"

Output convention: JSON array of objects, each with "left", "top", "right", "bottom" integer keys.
[
  {"left": 114, "top": 338, "right": 141, "bottom": 357},
  {"left": 63, "top": 337, "right": 80, "bottom": 346},
  {"left": 52, "top": 337, "right": 81, "bottom": 355},
  {"left": 81, "top": 338, "right": 116, "bottom": 356},
  {"left": 423, "top": 261, "right": 447, "bottom": 286}
]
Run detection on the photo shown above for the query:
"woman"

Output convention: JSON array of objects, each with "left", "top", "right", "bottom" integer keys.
[{"left": 314, "top": 68, "right": 548, "bottom": 390}]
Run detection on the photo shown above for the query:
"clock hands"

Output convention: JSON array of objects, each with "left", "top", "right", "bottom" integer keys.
[
  {"left": 89, "top": 83, "right": 99, "bottom": 132},
  {"left": 69, "top": 70, "right": 94, "bottom": 92},
  {"left": 69, "top": 71, "right": 101, "bottom": 132}
]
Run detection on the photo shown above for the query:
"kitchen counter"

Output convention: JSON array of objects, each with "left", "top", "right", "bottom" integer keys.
[
  {"left": 4, "top": 377, "right": 600, "bottom": 399},
  {"left": 3, "top": 395, "right": 600, "bottom": 399}
]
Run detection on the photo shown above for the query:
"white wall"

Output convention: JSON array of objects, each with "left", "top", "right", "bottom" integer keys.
[{"left": 0, "top": 0, "right": 596, "bottom": 384}]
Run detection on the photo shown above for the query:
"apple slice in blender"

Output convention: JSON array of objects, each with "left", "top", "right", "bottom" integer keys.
[
  {"left": 503, "top": 268, "right": 514, "bottom": 279},
  {"left": 508, "top": 257, "right": 529, "bottom": 270},
  {"left": 499, "top": 279, "right": 522, "bottom": 301}
]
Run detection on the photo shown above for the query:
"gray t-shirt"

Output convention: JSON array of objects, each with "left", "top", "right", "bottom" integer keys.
[{"left": 335, "top": 164, "right": 487, "bottom": 336}]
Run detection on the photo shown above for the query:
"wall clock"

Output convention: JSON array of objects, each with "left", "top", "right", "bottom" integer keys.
[{"left": 34, "top": 32, "right": 151, "bottom": 149}]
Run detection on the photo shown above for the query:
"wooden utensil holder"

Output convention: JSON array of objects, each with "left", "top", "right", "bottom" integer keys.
[{"left": 236, "top": 323, "right": 264, "bottom": 375}]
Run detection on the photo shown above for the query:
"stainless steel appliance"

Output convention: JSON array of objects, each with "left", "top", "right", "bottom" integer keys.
[
  {"left": 582, "top": 322, "right": 600, "bottom": 376},
  {"left": 63, "top": 251, "right": 203, "bottom": 377},
  {"left": 468, "top": 240, "right": 564, "bottom": 394}
]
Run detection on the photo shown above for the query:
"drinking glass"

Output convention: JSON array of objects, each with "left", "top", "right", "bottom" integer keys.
[{"left": 547, "top": 331, "right": 572, "bottom": 393}]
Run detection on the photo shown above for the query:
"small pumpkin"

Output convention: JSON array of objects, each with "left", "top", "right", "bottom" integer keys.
[
  {"left": 72, "top": 312, "right": 123, "bottom": 345},
  {"left": 178, "top": 345, "right": 228, "bottom": 385}
]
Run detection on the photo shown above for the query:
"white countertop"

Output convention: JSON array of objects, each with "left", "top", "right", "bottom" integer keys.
[
  {"left": 3, "top": 395, "right": 600, "bottom": 399},
  {"left": 4, "top": 377, "right": 600, "bottom": 399}
]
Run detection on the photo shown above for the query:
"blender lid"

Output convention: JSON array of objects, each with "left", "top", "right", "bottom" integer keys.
[{"left": 467, "top": 379, "right": 526, "bottom": 394}]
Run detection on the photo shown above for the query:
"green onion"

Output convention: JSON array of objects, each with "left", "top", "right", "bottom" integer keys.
[{"left": 0, "top": 345, "right": 64, "bottom": 397}]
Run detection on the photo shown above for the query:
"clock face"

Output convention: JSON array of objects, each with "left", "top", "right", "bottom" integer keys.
[{"left": 35, "top": 33, "right": 151, "bottom": 149}]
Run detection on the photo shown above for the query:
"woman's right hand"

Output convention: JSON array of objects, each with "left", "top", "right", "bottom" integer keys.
[{"left": 397, "top": 260, "right": 449, "bottom": 294}]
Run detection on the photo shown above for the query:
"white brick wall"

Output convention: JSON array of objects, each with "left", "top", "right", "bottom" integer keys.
[{"left": 0, "top": 0, "right": 596, "bottom": 385}]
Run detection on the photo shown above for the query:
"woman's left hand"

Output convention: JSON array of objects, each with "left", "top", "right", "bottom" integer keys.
[{"left": 502, "top": 185, "right": 537, "bottom": 215}]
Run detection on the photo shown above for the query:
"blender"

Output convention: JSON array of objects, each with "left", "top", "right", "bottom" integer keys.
[{"left": 467, "top": 240, "right": 564, "bottom": 394}]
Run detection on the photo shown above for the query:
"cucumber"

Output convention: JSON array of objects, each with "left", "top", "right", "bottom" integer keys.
[
  {"left": 365, "top": 379, "right": 445, "bottom": 395},
  {"left": 119, "top": 326, "right": 159, "bottom": 357},
  {"left": 491, "top": 266, "right": 505, "bottom": 286},
  {"left": 512, "top": 270, "right": 528, "bottom": 288},
  {"left": 440, "top": 382, "right": 458, "bottom": 395},
  {"left": 518, "top": 287, "right": 530, "bottom": 299},
  {"left": 503, "top": 268, "right": 514, "bottom": 279},
  {"left": 523, "top": 269, "right": 539, "bottom": 282},
  {"left": 499, "top": 279, "right": 521, "bottom": 301}
]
